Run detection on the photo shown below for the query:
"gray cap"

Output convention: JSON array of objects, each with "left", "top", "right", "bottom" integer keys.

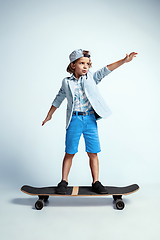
[{"left": 69, "top": 49, "right": 90, "bottom": 63}]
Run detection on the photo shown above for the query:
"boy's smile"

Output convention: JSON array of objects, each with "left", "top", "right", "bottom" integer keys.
[{"left": 72, "top": 57, "right": 90, "bottom": 80}]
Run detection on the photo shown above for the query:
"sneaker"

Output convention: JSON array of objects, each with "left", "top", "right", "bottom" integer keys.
[
  {"left": 56, "top": 180, "right": 68, "bottom": 194},
  {"left": 92, "top": 181, "right": 108, "bottom": 194}
]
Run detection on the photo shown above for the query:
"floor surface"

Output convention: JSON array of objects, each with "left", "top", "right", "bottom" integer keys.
[{"left": 1, "top": 183, "right": 159, "bottom": 240}]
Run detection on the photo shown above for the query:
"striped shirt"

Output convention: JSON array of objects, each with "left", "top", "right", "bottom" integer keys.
[{"left": 71, "top": 75, "right": 93, "bottom": 112}]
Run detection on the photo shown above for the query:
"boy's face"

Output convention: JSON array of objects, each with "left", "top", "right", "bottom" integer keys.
[{"left": 72, "top": 57, "right": 90, "bottom": 79}]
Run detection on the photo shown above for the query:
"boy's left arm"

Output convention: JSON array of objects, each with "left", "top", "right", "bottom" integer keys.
[{"left": 107, "top": 52, "right": 138, "bottom": 71}]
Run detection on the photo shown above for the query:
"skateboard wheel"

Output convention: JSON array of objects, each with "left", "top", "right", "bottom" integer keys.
[
  {"left": 35, "top": 199, "right": 44, "bottom": 210},
  {"left": 115, "top": 199, "right": 125, "bottom": 210}
]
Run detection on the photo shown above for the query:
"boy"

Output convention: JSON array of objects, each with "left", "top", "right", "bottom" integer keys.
[{"left": 42, "top": 49, "right": 137, "bottom": 194}]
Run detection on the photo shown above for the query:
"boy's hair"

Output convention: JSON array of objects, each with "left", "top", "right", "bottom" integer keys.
[{"left": 66, "top": 50, "right": 92, "bottom": 74}]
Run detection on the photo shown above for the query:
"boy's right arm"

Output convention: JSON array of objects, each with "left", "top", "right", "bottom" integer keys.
[
  {"left": 42, "top": 80, "right": 66, "bottom": 126},
  {"left": 42, "top": 105, "right": 57, "bottom": 126}
]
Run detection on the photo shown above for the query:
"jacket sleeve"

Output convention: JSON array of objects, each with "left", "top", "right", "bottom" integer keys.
[
  {"left": 52, "top": 80, "right": 66, "bottom": 108},
  {"left": 93, "top": 66, "right": 112, "bottom": 85}
]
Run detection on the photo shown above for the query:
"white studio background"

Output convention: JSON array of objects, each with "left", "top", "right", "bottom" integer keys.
[{"left": 0, "top": 0, "right": 160, "bottom": 189}]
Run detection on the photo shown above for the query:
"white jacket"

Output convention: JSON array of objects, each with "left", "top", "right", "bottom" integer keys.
[{"left": 52, "top": 66, "right": 112, "bottom": 129}]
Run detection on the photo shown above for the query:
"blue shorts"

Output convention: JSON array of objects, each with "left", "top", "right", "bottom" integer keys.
[{"left": 65, "top": 112, "right": 101, "bottom": 154}]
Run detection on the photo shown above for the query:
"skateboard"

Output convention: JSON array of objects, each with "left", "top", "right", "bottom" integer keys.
[{"left": 21, "top": 183, "right": 139, "bottom": 210}]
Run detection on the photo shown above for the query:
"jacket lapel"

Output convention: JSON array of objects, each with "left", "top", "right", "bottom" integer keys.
[
  {"left": 68, "top": 79, "right": 75, "bottom": 99},
  {"left": 82, "top": 74, "right": 89, "bottom": 90}
]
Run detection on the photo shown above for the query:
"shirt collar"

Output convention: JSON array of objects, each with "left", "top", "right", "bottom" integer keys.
[
  {"left": 70, "top": 73, "right": 88, "bottom": 81},
  {"left": 70, "top": 74, "right": 77, "bottom": 81}
]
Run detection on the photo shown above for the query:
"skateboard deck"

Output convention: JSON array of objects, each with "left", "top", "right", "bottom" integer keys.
[{"left": 21, "top": 184, "right": 139, "bottom": 210}]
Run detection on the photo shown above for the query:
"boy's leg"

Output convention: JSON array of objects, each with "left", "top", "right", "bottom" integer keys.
[
  {"left": 87, "top": 152, "right": 108, "bottom": 194},
  {"left": 87, "top": 152, "right": 99, "bottom": 183},
  {"left": 62, "top": 153, "right": 75, "bottom": 182},
  {"left": 57, "top": 115, "right": 83, "bottom": 194},
  {"left": 56, "top": 153, "right": 75, "bottom": 194},
  {"left": 83, "top": 114, "right": 107, "bottom": 193}
]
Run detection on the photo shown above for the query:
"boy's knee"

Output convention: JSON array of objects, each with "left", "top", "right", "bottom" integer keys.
[
  {"left": 87, "top": 152, "right": 97, "bottom": 159},
  {"left": 65, "top": 153, "right": 75, "bottom": 159}
]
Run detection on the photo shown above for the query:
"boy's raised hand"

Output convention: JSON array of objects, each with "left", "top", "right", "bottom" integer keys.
[
  {"left": 107, "top": 52, "right": 138, "bottom": 71},
  {"left": 124, "top": 52, "right": 138, "bottom": 63}
]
